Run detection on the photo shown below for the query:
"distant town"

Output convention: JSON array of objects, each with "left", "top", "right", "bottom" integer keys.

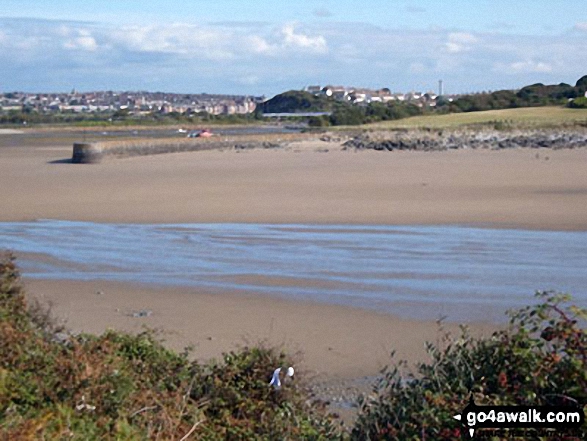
[
  {"left": 0, "top": 90, "right": 264, "bottom": 116},
  {"left": 0, "top": 84, "right": 458, "bottom": 117}
]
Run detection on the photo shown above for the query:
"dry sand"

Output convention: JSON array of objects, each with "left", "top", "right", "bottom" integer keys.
[{"left": 1, "top": 139, "right": 586, "bottom": 229}]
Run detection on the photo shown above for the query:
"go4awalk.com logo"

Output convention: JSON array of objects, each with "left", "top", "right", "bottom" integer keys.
[{"left": 453, "top": 396, "right": 585, "bottom": 439}]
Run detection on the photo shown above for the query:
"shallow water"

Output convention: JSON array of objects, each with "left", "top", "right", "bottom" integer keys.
[
  {"left": 0, "top": 126, "right": 300, "bottom": 149},
  {"left": 1, "top": 221, "right": 585, "bottom": 322}
]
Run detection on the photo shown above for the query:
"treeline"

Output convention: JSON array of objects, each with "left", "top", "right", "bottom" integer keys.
[
  {"left": 0, "top": 109, "right": 260, "bottom": 127},
  {"left": 440, "top": 75, "right": 587, "bottom": 113},
  {"left": 311, "top": 101, "right": 423, "bottom": 126}
]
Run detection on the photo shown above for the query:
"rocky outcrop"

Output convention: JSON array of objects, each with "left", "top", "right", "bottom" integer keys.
[{"left": 342, "top": 129, "right": 587, "bottom": 152}]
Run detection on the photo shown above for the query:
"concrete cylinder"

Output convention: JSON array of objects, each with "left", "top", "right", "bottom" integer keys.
[{"left": 72, "top": 143, "right": 103, "bottom": 164}]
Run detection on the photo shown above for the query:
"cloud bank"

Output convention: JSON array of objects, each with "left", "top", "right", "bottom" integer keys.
[{"left": 0, "top": 17, "right": 584, "bottom": 95}]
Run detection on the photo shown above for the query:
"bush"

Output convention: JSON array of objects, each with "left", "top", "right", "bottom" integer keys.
[
  {"left": 329, "top": 107, "right": 366, "bottom": 125},
  {"left": 0, "top": 255, "right": 340, "bottom": 440},
  {"left": 568, "top": 96, "right": 587, "bottom": 109},
  {"left": 352, "top": 291, "right": 587, "bottom": 440},
  {"left": 308, "top": 115, "right": 331, "bottom": 127}
]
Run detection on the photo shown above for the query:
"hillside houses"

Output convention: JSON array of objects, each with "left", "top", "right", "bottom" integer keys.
[{"left": 306, "top": 85, "right": 445, "bottom": 107}]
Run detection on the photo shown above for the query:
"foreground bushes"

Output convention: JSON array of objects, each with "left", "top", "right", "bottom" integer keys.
[
  {"left": 1, "top": 254, "right": 585, "bottom": 440},
  {"left": 0, "top": 255, "right": 339, "bottom": 440},
  {"left": 353, "top": 292, "right": 587, "bottom": 440}
]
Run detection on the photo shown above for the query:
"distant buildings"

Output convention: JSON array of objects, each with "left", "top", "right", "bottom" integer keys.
[
  {"left": 0, "top": 84, "right": 465, "bottom": 117},
  {"left": 305, "top": 85, "right": 458, "bottom": 107},
  {"left": 0, "top": 91, "right": 264, "bottom": 116}
]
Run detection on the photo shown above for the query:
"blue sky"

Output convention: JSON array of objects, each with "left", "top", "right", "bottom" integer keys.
[{"left": 0, "top": 1, "right": 586, "bottom": 96}]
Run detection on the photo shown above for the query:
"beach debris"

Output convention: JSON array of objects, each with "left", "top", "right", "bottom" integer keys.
[
  {"left": 269, "top": 368, "right": 282, "bottom": 389},
  {"left": 75, "top": 395, "right": 96, "bottom": 412},
  {"left": 269, "top": 366, "right": 295, "bottom": 390},
  {"left": 130, "top": 309, "right": 153, "bottom": 318},
  {"left": 51, "top": 332, "right": 71, "bottom": 346},
  {"left": 187, "top": 128, "right": 213, "bottom": 138}
]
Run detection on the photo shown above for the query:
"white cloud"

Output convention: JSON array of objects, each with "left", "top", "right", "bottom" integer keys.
[
  {"left": 0, "top": 17, "right": 584, "bottom": 95},
  {"left": 114, "top": 24, "right": 242, "bottom": 61},
  {"left": 65, "top": 35, "right": 98, "bottom": 51},
  {"left": 63, "top": 29, "right": 98, "bottom": 51},
  {"left": 281, "top": 24, "right": 328, "bottom": 53},
  {"left": 445, "top": 32, "right": 478, "bottom": 53},
  {"left": 248, "top": 35, "right": 274, "bottom": 54},
  {"left": 508, "top": 60, "right": 553, "bottom": 74},
  {"left": 575, "top": 22, "right": 587, "bottom": 31}
]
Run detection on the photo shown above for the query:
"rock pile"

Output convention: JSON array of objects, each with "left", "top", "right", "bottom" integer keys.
[{"left": 342, "top": 129, "right": 587, "bottom": 152}]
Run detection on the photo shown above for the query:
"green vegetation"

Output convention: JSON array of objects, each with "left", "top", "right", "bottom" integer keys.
[
  {"left": 260, "top": 90, "right": 425, "bottom": 126},
  {"left": 263, "top": 75, "right": 587, "bottom": 128},
  {"left": 330, "top": 102, "right": 422, "bottom": 126},
  {"left": 442, "top": 75, "right": 587, "bottom": 113},
  {"left": 569, "top": 97, "right": 587, "bottom": 109},
  {"left": 353, "top": 292, "right": 587, "bottom": 439},
  {"left": 0, "top": 255, "right": 339, "bottom": 440},
  {"left": 258, "top": 91, "right": 342, "bottom": 114},
  {"left": 0, "top": 110, "right": 260, "bottom": 128},
  {"left": 1, "top": 255, "right": 585, "bottom": 440},
  {"left": 361, "top": 106, "right": 587, "bottom": 130}
]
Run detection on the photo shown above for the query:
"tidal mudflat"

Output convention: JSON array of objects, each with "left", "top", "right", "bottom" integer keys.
[
  {"left": 3, "top": 221, "right": 586, "bottom": 322},
  {"left": 1, "top": 129, "right": 586, "bottom": 383}
]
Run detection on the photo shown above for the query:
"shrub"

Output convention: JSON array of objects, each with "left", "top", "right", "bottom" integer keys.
[
  {"left": 308, "top": 115, "right": 331, "bottom": 127},
  {"left": 352, "top": 292, "right": 587, "bottom": 440},
  {"left": 329, "top": 107, "right": 366, "bottom": 126},
  {"left": 568, "top": 97, "right": 587, "bottom": 109},
  {"left": 0, "top": 255, "right": 340, "bottom": 440}
]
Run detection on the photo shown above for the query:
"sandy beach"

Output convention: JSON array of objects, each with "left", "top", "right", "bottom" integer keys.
[
  {"left": 1, "top": 136, "right": 587, "bottom": 229},
  {"left": 2, "top": 132, "right": 586, "bottom": 406},
  {"left": 23, "top": 278, "right": 496, "bottom": 380}
]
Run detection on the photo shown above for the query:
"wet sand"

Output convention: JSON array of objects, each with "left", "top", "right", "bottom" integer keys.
[
  {"left": 24, "top": 278, "right": 496, "bottom": 381},
  {"left": 0, "top": 138, "right": 586, "bottom": 229}
]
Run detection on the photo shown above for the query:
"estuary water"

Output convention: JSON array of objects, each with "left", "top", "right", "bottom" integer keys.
[{"left": 1, "top": 220, "right": 586, "bottom": 322}]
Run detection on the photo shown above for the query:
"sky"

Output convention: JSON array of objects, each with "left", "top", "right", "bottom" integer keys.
[{"left": 0, "top": 1, "right": 586, "bottom": 96}]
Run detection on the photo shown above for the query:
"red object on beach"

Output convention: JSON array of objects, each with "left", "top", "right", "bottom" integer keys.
[{"left": 187, "top": 129, "right": 213, "bottom": 138}]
